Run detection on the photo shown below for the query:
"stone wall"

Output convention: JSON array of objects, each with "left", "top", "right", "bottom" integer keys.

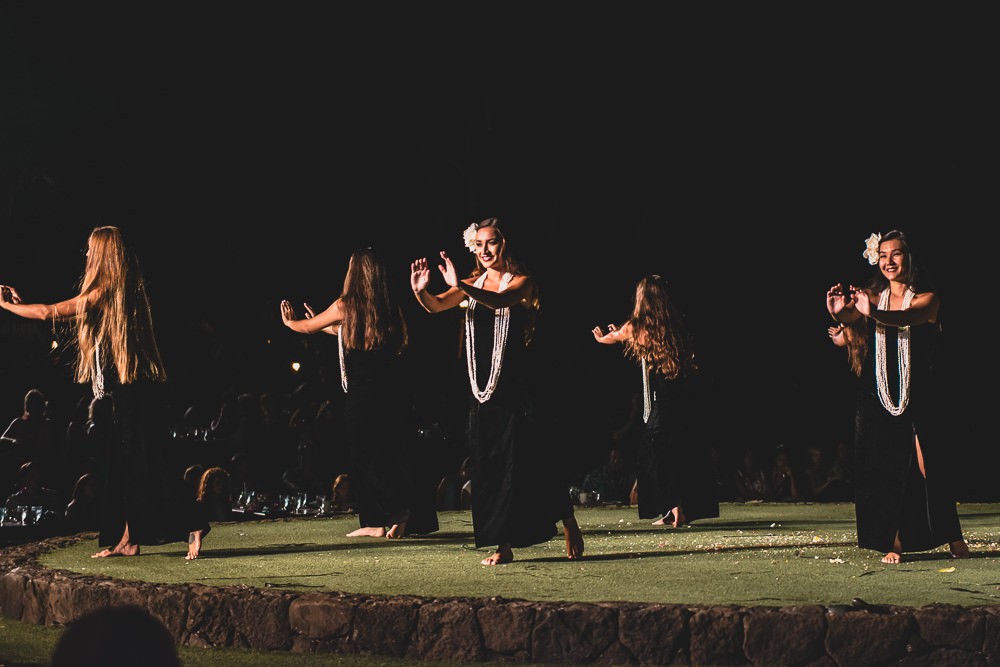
[{"left": 2, "top": 535, "right": 998, "bottom": 665}]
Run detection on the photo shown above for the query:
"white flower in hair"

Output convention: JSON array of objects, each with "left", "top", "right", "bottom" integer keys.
[
  {"left": 463, "top": 223, "right": 478, "bottom": 252},
  {"left": 863, "top": 232, "right": 881, "bottom": 265}
]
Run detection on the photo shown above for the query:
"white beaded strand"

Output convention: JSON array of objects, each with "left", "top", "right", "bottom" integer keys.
[
  {"left": 874, "top": 287, "right": 914, "bottom": 416},
  {"left": 641, "top": 358, "right": 651, "bottom": 423},
  {"left": 92, "top": 346, "right": 105, "bottom": 399},
  {"left": 465, "top": 272, "right": 512, "bottom": 403},
  {"left": 337, "top": 324, "right": 348, "bottom": 393}
]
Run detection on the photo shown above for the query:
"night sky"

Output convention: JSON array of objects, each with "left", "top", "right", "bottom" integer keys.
[{"left": 1, "top": 10, "right": 995, "bottom": 492}]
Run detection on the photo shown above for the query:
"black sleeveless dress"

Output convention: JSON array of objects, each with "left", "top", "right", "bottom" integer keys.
[
  {"left": 94, "top": 369, "right": 195, "bottom": 547},
  {"left": 342, "top": 346, "right": 438, "bottom": 534},
  {"left": 853, "top": 321, "right": 963, "bottom": 553},
  {"left": 466, "top": 303, "right": 566, "bottom": 549},
  {"left": 636, "top": 369, "right": 719, "bottom": 523}
]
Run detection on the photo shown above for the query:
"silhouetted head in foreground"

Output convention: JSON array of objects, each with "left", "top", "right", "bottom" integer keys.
[{"left": 51, "top": 605, "right": 180, "bottom": 667}]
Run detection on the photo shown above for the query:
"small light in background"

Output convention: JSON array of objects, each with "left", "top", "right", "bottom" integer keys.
[
  {"left": 460, "top": 299, "right": 469, "bottom": 309},
  {"left": 291, "top": 362, "right": 301, "bottom": 372},
  {"left": 51, "top": 340, "right": 58, "bottom": 350}
]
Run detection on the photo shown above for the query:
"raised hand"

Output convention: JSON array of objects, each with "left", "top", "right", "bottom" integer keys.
[
  {"left": 437, "top": 251, "right": 458, "bottom": 288},
  {"left": 826, "top": 283, "right": 851, "bottom": 317},
  {"left": 279, "top": 299, "right": 298, "bottom": 324},
  {"left": 851, "top": 287, "right": 872, "bottom": 317},
  {"left": 410, "top": 257, "right": 431, "bottom": 293},
  {"left": 0, "top": 285, "right": 22, "bottom": 304}
]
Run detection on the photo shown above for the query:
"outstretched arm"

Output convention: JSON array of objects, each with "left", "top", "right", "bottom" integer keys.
[
  {"left": 593, "top": 321, "right": 631, "bottom": 345},
  {"left": 854, "top": 287, "right": 940, "bottom": 327},
  {"left": 410, "top": 256, "right": 466, "bottom": 313},
  {"left": 0, "top": 285, "right": 94, "bottom": 321},
  {"left": 303, "top": 302, "right": 337, "bottom": 335},
  {"left": 436, "top": 252, "right": 536, "bottom": 310},
  {"left": 281, "top": 298, "right": 345, "bottom": 335}
]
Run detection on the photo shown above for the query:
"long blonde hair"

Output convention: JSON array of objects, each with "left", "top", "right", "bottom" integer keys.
[
  {"left": 623, "top": 275, "right": 697, "bottom": 380},
  {"left": 74, "top": 226, "right": 167, "bottom": 385}
]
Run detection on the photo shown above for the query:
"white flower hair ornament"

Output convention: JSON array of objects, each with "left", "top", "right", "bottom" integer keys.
[
  {"left": 463, "top": 223, "right": 479, "bottom": 252},
  {"left": 863, "top": 232, "right": 881, "bottom": 265}
]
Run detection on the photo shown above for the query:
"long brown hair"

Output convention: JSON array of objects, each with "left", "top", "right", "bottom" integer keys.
[
  {"left": 74, "top": 226, "right": 167, "bottom": 385},
  {"left": 339, "top": 247, "right": 408, "bottom": 353},
  {"left": 842, "top": 318, "right": 868, "bottom": 377},
  {"left": 196, "top": 466, "right": 231, "bottom": 503},
  {"left": 623, "top": 275, "right": 698, "bottom": 380}
]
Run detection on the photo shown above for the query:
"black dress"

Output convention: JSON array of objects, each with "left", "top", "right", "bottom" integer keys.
[
  {"left": 466, "top": 303, "right": 566, "bottom": 549},
  {"left": 635, "top": 369, "right": 720, "bottom": 523},
  {"left": 94, "top": 372, "right": 194, "bottom": 547},
  {"left": 342, "top": 346, "right": 438, "bottom": 535},
  {"left": 853, "top": 321, "right": 962, "bottom": 553}
]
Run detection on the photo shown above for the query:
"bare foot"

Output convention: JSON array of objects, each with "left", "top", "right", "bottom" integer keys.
[
  {"left": 881, "top": 552, "right": 902, "bottom": 564},
  {"left": 347, "top": 526, "right": 386, "bottom": 537},
  {"left": 480, "top": 546, "right": 514, "bottom": 566},
  {"left": 91, "top": 543, "right": 140, "bottom": 558},
  {"left": 386, "top": 522, "right": 407, "bottom": 539},
  {"left": 186, "top": 531, "right": 202, "bottom": 560},
  {"left": 670, "top": 506, "right": 686, "bottom": 528},
  {"left": 950, "top": 539, "right": 971, "bottom": 559},
  {"left": 563, "top": 517, "right": 584, "bottom": 560},
  {"left": 651, "top": 517, "right": 666, "bottom": 526}
]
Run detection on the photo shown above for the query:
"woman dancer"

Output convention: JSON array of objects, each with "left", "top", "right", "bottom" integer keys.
[
  {"left": 281, "top": 247, "right": 437, "bottom": 539},
  {"left": 592, "top": 275, "right": 719, "bottom": 528},
  {"left": 827, "top": 230, "right": 969, "bottom": 564},
  {"left": 410, "top": 217, "right": 584, "bottom": 565},
  {"left": 1, "top": 226, "right": 192, "bottom": 558}
]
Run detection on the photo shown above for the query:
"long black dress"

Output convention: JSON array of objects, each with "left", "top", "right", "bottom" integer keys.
[
  {"left": 94, "top": 370, "right": 195, "bottom": 548},
  {"left": 466, "top": 302, "right": 567, "bottom": 550},
  {"left": 635, "top": 369, "right": 719, "bottom": 524},
  {"left": 341, "top": 346, "right": 438, "bottom": 535},
  {"left": 853, "top": 320, "right": 963, "bottom": 554}
]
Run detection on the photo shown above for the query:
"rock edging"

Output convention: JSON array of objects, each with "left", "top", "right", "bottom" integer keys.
[{"left": 2, "top": 535, "right": 998, "bottom": 665}]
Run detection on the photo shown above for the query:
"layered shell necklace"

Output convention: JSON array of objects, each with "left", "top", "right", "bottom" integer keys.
[
  {"left": 465, "top": 271, "right": 513, "bottom": 403},
  {"left": 874, "top": 286, "right": 914, "bottom": 416},
  {"left": 641, "top": 358, "right": 652, "bottom": 423},
  {"left": 337, "top": 324, "right": 348, "bottom": 393},
  {"left": 92, "top": 345, "right": 105, "bottom": 399}
]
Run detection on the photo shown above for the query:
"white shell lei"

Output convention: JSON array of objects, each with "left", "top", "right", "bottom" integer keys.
[
  {"left": 92, "top": 345, "right": 105, "bottom": 399},
  {"left": 641, "top": 358, "right": 653, "bottom": 423},
  {"left": 465, "top": 272, "right": 512, "bottom": 403},
  {"left": 874, "top": 287, "right": 914, "bottom": 416},
  {"left": 337, "top": 324, "right": 347, "bottom": 393}
]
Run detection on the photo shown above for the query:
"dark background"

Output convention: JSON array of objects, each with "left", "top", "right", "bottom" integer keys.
[{"left": 1, "top": 9, "right": 995, "bottom": 495}]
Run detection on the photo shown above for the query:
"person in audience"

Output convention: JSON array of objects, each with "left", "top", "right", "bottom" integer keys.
[
  {"left": 64, "top": 471, "right": 101, "bottom": 533},
  {"left": 768, "top": 446, "right": 802, "bottom": 502},
  {"left": 734, "top": 446, "right": 771, "bottom": 502},
  {"left": 50, "top": 604, "right": 180, "bottom": 667},
  {"left": 1, "top": 388, "right": 58, "bottom": 490}
]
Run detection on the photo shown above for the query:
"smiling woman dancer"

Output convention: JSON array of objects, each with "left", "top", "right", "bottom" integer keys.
[
  {"left": 1, "top": 226, "right": 199, "bottom": 559},
  {"left": 827, "top": 229, "right": 970, "bottom": 564},
  {"left": 410, "top": 217, "right": 584, "bottom": 566}
]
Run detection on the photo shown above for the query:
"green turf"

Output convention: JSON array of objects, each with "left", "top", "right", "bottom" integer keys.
[{"left": 38, "top": 502, "right": 1000, "bottom": 608}]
